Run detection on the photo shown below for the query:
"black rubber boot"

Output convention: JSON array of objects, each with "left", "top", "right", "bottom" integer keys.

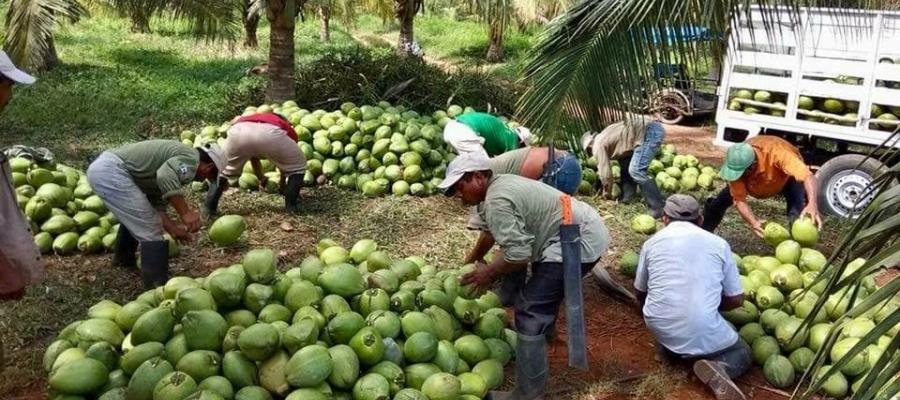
[
  {"left": 638, "top": 180, "right": 666, "bottom": 218},
  {"left": 140, "top": 240, "right": 169, "bottom": 289},
  {"left": 620, "top": 181, "right": 637, "bottom": 204},
  {"left": 489, "top": 333, "right": 548, "bottom": 400},
  {"left": 111, "top": 226, "right": 138, "bottom": 268},
  {"left": 284, "top": 173, "right": 303, "bottom": 213},
  {"left": 204, "top": 177, "right": 228, "bottom": 216}
]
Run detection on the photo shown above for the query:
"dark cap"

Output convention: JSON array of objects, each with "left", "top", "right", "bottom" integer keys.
[{"left": 664, "top": 194, "right": 700, "bottom": 221}]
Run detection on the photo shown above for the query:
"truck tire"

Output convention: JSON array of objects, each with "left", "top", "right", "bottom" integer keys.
[{"left": 815, "top": 154, "right": 885, "bottom": 218}]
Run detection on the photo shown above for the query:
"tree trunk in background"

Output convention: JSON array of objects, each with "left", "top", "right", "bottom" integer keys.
[
  {"left": 486, "top": 20, "right": 504, "bottom": 62},
  {"left": 130, "top": 11, "right": 151, "bottom": 33},
  {"left": 266, "top": 0, "right": 297, "bottom": 102},
  {"left": 243, "top": 0, "right": 260, "bottom": 48},
  {"left": 39, "top": 36, "right": 60, "bottom": 71},
  {"left": 319, "top": 5, "right": 331, "bottom": 41},
  {"left": 395, "top": 0, "right": 416, "bottom": 55}
]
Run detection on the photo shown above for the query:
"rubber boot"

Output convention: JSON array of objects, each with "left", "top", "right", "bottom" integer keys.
[
  {"left": 620, "top": 181, "right": 637, "bottom": 204},
  {"left": 284, "top": 173, "right": 303, "bottom": 213},
  {"left": 204, "top": 177, "right": 228, "bottom": 216},
  {"left": 637, "top": 180, "right": 665, "bottom": 219},
  {"left": 140, "top": 240, "right": 169, "bottom": 289},
  {"left": 693, "top": 360, "right": 747, "bottom": 400},
  {"left": 111, "top": 226, "right": 138, "bottom": 268},
  {"left": 489, "top": 333, "right": 548, "bottom": 400}
]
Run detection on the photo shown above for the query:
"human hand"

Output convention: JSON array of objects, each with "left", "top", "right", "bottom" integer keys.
[
  {"left": 180, "top": 209, "right": 202, "bottom": 233},
  {"left": 166, "top": 225, "right": 193, "bottom": 243},
  {"left": 801, "top": 203, "right": 823, "bottom": 228},
  {"left": 460, "top": 262, "right": 497, "bottom": 290},
  {"left": 751, "top": 220, "right": 766, "bottom": 239}
]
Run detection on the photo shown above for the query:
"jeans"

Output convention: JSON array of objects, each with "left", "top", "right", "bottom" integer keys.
[
  {"left": 542, "top": 153, "right": 582, "bottom": 195},
  {"left": 658, "top": 339, "right": 752, "bottom": 379},
  {"left": 702, "top": 178, "right": 806, "bottom": 232},
  {"left": 629, "top": 122, "right": 665, "bottom": 184},
  {"left": 514, "top": 260, "right": 598, "bottom": 336}
]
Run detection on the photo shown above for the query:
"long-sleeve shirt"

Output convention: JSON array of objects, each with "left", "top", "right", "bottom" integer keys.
[
  {"left": 111, "top": 140, "right": 199, "bottom": 209},
  {"left": 473, "top": 174, "right": 609, "bottom": 264},
  {"left": 729, "top": 136, "right": 812, "bottom": 202},
  {"left": 590, "top": 116, "right": 654, "bottom": 187}
]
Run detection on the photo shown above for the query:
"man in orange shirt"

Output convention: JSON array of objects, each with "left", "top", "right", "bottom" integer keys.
[{"left": 702, "top": 136, "right": 822, "bottom": 237}]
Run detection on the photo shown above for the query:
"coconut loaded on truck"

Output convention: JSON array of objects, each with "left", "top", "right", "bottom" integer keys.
[{"left": 714, "top": 6, "right": 900, "bottom": 218}]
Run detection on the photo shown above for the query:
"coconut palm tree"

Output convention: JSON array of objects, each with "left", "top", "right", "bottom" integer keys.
[
  {"left": 517, "top": 2, "right": 899, "bottom": 398},
  {"left": 4, "top": 0, "right": 88, "bottom": 71},
  {"left": 304, "top": 0, "right": 355, "bottom": 41},
  {"left": 395, "top": 0, "right": 422, "bottom": 55},
  {"left": 242, "top": 0, "right": 261, "bottom": 47},
  {"left": 251, "top": 0, "right": 303, "bottom": 101},
  {"left": 3, "top": 0, "right": 240, "bottom": 71},
  {"left": 475, "top": 0, "right": 571, "bottom": 62}
]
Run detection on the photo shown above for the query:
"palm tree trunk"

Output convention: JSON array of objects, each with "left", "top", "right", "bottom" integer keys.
[
  {"left": 395, "top": 0, "right": 416, "bottom": 55},
  {"left": 320, "top": 5, "right": 331, "bottom": 42},
  {"left": 39, "top": 35, "right": 60, "bottom": 71},
  {"left": 243, "top": 0, "right": 260, "bottom": 48},
  {"left": 130, "top": 11, "right": 151, "bottom": 33},
  {"left": 486, "top": 20, "right": 504, "bottom": 62},
  {"left": 266, "top": 0, "right": 297, "bottom": 102}
]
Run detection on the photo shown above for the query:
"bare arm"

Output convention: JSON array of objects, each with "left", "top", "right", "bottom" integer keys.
[
  {"left": 464, "top": 231, "right": 495, "bottom": 264},
  {"left": 719, "top": 294, "right": 744, "bottom": 311},
  {"left": 734, "top": 199, "right": 765, "bottom": 239},
  {"left": 460, "top": 256, "right": 529, "bottom": 291},
  {"left": 800, "top": 176, "right": 823, "bottom": 227},
  {"left": 167, "top": 195, "right": 201, "bottom": 233}
]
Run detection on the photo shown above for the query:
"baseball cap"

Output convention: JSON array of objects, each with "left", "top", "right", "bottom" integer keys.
[
  {"left": 515, "top": 127, "right": 533, "bottom": 144},
  {"left": 438, "top": 151, "right": 491, "bottom": 196},
  {"left": 199, "top": 143, "right": 226, "bottom": 173},
  {"left": 0, "top": 51, "right": 36, "bottom": 84},
  {"left": 581, "top": 132, "right": 595, "bottom": 152},
  {"left": 664, "top": 194, "right": 700, "bottom": 221},
  {"left": 719, "top": 143, "right": 756, "bottom": 181}
]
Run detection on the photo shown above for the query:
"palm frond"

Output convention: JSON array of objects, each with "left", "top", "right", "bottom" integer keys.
[
  {"left": 160, "top": 0, "right": 243, "bottom": 39},
  {"left": 4, "top": 0, "right": 87, "bottom": 71}
]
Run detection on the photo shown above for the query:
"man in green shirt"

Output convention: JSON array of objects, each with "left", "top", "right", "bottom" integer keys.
[
  {"left": 443, "top": 112, "right": 532, "bottom": 157},
  {"left": 440, "top": 152, "right": 610, "bottom": 400},
  {"left": 87, "top": 140, "right": 224, "bottom": 288}
]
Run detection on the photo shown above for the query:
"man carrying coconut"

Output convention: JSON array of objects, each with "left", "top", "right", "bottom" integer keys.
[
  {"left": 462, "top": 146, "right": 582, "bottom": 305},
  {"left": 635, "top": 194, "right": 750, "bottom": 400},
  {"left": 0, "top": 51, "right": 42, "bottom": 300},
  {"left": 87, "top": 140, "right": 224, "bottom": 288},
  {"left": 204, "top": 112, "right": 307, "bottom": 214},
  {"left": 443, "top": 112, "right": 533, "bottom": 157},
  {"left": 702, "top": 136, "right": 821, "bottom": 237},
  {"left": 582, "top": 115, "right": 667, "bottom": 218},
  {"left": 441, "top": 152, "right": 610, "bottom": 400}
]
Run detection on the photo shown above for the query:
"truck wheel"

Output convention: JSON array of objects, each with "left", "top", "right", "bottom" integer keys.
[
  {"left": 816, "top": 154, "right": 885, "bottom": 218},
  {"left": 651, "top": 90, "right": 688, "bottom": 125}
]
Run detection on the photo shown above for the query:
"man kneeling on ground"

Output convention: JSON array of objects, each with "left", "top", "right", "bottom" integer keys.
[{"left": 634, "top": 194, "right": 751, "bottom": 400}]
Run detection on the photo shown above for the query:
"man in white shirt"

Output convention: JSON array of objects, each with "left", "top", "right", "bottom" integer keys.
[{"left": 634, "top": 194, "right": 750, "bottom": 400}]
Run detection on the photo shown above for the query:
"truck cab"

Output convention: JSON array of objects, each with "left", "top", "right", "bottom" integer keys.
[{"left": 715, "top": 7, "right": 900, "bottom": 218}]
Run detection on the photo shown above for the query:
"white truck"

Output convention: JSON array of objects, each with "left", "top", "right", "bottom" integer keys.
[{"left": 714, "top": 6, "right": 900, "bottom": 218}]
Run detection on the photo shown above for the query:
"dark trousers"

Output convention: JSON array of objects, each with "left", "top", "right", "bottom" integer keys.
[
  {"left": 702, "top": 179, "right": 806, "bottom": 232},
  {"left": 513, "top": 260, "right": 597, "bottom": 336},
  {"left": 657, "top": 339, "right": 752, "bottom": 379}
]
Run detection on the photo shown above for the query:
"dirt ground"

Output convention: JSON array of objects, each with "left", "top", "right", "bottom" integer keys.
[{"left": 3, "top": 126, "right": 848, "bottom": 400}]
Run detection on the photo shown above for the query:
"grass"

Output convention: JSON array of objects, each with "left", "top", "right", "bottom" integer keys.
[{"left": 0, "top": 10, "right": 844, "bottom": 400}]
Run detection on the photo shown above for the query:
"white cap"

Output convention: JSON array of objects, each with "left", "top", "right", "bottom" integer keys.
[
  {"left": 199, "top": 143, "right": 227, "bottom": 173},
  {"left": 515, "top": 126, "right": 533, "bottom": 144},
  {"left": 0, "top": 51, "right": 35, "bottom": 84},
  {"left": 581, "top": 132, "right": 595, "bottom": 152},
  {"left": 438, "top": 151, "right": 491, "bottom": 195}
]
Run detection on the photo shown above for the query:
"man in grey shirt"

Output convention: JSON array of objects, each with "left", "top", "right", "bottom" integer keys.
[
  {"left": 635, "top": 194, "right": 750, "bottom": 400},
  {"left": 439, "top": 152, "right": 610, "bottom": 400}
]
